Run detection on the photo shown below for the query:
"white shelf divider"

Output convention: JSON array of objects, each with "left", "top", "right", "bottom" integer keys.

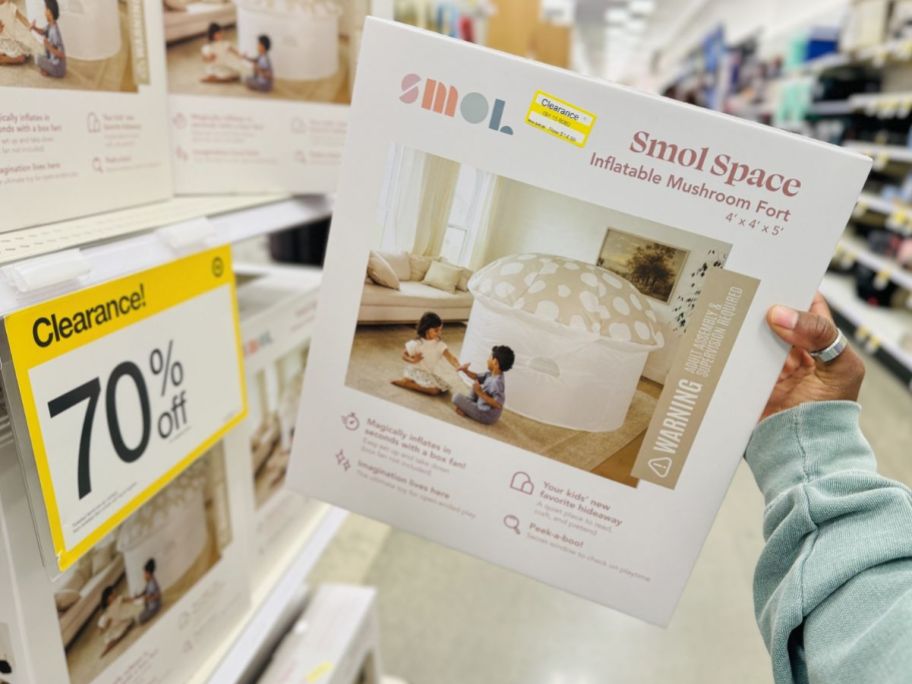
[
  {"left": 0, "top": 195, "right": 333, "bottom": 317},
  {"left": 194, "top": 506, "right": 349, "bottom": 684}
]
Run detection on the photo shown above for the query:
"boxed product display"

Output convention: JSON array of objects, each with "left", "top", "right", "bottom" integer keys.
[
  {"left": 0, "top": 415, "right": 253, "bottom": 684},
  {"left": 164, "top": 0, "right": 392, "bottom": 194},
  {"left": 288, "top": 19, "right": 872, "bottom": 624},
  {"left": 257, "top": 584, "right": 381, "bottom": 684},
  {"left": 0, "top": 0, "right": 172, "bottom": 232},
  {"left": 228, "top": 265, "right": 328, "bottom": 595}
]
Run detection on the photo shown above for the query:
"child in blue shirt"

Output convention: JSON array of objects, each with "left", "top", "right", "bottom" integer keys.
[
  {"left": 453, "top": 345, "right": 513, "bottom": 425},
  {"left": 238, "top": 34, "right": 273, "bottom": 93},
  {"left": 30, "top": 0, "right": 64, "bottom": 78}
]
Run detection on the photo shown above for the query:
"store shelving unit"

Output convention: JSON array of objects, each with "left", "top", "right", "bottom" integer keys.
[
  {"left": 192, "top": 507, "right": 349, "bottom": 684},
  {"left": 837, "top": 235, "right": 912, "bottom": 292},
  {"left": 845, "top": 142, "right": 912, "bottom": 165},
  {"left": 0, "top": 192, "right": 346, "bottom": 683},
  {"left": 821, "top": 272, "right": 912, "bottom": 387},
  {"left": 664, "top": 17, "right": 912, "bottom": 393},
  {"left": 0, "top": 195, "right": 334, "bottom": 316}
]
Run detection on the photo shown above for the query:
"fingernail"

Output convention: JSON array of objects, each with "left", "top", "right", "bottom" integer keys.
[{"left": 770, "top": 305, "right": 799, "bottom": 330}]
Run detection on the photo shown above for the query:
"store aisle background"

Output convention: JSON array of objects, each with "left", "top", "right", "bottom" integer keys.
[{"left": 311, "top": 346, "right": 911, "bottom": 684}]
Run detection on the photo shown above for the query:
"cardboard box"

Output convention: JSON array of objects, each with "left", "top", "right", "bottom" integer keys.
[
  {"left": 230, "top": 266, "right": 328, "bottom": 597},
  {"left": 0, "top": 403, "right": 252, "bottom": 683},
  {"left": 0, "top": 0, "right": 172, "bottom": 232},
  {"left": 288, "top": 20, "right": 871, "bottom": 624},
  {"left": 258, "top": 584, "right": 382, "bottom": 684},
  {"left": 165, "top": 0, "right": 392, "bottom": 194}
]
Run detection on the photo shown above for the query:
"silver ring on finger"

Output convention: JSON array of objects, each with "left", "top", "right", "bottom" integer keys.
[{"left": 809, "top": 328, "right": 848, "bottom": 364}]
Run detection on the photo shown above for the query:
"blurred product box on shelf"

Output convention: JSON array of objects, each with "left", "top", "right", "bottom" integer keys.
[
  {"left": 257, "top": 584, "right": 381, "bottom": 684},
  {"left": 0, "top": 249, "right": 257, "bottom": 684},
  {"left": 0, "top": 0, "right": 172, "bottom": 233},
  {"left": 288, "top": 19, "right": 871, "bottom": 625},
  {"left": 165, "top": 0, "right": 392, "bottom": 194},
  {"left": 0, "top": 418, "right": 253, "bottom": 684},
  {"left": 229, "top": 264, "right": 329, "bottom": 597},
  {"left": 841, "top": 0, "right": 892, "bottom": 52}
]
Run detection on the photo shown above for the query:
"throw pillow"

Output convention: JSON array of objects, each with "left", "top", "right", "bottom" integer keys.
[
  {"left": 367, "top": 252, "right": 400, "bottom": 290},
  {"left": 408, "top": 253, "right": 434, "bottom": 281},
  {"left": 90, "top": 537, "right": 116, "bottom": 576},
  {"left": 377, "top": 250, "right": 412, "bottom": 281},
  {"left": 423, "top": 261, "right": 462, "bottom": 293},
  {"left": 55, "top": 589, "right": 81, "bottom": 612},
  {"left": 456, "top": 267, "right": 474, "bottom": 292}
]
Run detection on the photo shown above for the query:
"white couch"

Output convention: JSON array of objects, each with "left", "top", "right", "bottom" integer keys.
[
  {"left": 164, "top": 1, "right": 237, "bottom": 44},
  {"left": 358, "top": 281, "right": 474, "bottom": 324},
  {"left": 55, "top": 541, "right": 125, "bottom": 647}
]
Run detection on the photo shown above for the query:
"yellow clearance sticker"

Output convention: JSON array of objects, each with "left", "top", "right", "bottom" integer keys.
[
  {"left": 525, "top": 91, "right": 596, "bottom": 147},
  {"left": 306, "top": 662, "right": 334, "bottom": 682},
  {"left": 4, "top": 247, "right": 247, "bottom": 570}
]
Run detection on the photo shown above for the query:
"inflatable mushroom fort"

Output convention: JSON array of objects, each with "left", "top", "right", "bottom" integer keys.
[{"left": 460, "top": 254, "right": 665, "bottom": 432}]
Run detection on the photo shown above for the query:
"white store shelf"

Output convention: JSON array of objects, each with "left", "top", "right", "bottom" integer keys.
[
  {"left": 855, "top": 191, "right": 904, "bottom": 216},
  {"left": 820, "top": 273, "right": 912, "bottom": 380},
  {"left": 808, "top": 99, "right": 855, "bottom": 116},
  {"left": 837, "top": 235, "right": 912, "bottom": 292},
  {"left": 848, "top": 91, "right": 912, "bottom": 117},
  {"left": 0, "top": 194, "right": 334, "bottom": 317},
  {"left": 844, "top": 142, "right": 912, "bottom": 165},
  {"left": 191, "top": 506, "right": 349, "bottom": 684},
  {"left": 785, "top": 52, "right": 852, "bottom": 76}
]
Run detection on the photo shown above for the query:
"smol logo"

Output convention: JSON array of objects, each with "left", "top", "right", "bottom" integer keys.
[
  {"left": 400, "top": 73, "right": 513, "bottom": 135},
  {"left": 648, "top": 457, "right": 673, "bottom": 478},
  {"left": 243, "top": 331, "right": 274, "bottom": 357}
]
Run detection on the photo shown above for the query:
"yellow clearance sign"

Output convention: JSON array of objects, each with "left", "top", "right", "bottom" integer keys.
[{"left": 4, "top": 247, "right": 247, "bottom": 570}]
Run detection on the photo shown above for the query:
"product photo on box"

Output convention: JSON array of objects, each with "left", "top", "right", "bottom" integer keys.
[
  {"left": 0, "top": 0, "right": 173, "bottom": 232},
  {"left": 164, "top": 0, "right": 393, "bottom": 194},
  {"left": 228, "top": 264, "right": 330, "bottom": 597},
  {"left": 288, "top": 19, "right": 872, "bottom": 626}
]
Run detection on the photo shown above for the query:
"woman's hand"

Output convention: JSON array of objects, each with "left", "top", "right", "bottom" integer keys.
[{"left": 761, "top": 292, "right": 865, "bottom": 420}]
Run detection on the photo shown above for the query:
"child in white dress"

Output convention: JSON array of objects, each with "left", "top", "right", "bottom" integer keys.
[
  {"left": 200, "top": 22, "right": 240, "bottom": 83},
  {"left": 0, "top": 0, "right": 40, "bottom": 65},
  {"left": 97, "top": 585, "right": 141, "bottom": 656},
  {"left": 392, "top": 312, "right": 467, "bottom": 396}
]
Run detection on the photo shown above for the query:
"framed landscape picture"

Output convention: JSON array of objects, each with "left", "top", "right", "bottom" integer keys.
[{"left": 597, "top": 228, "right": 690, "bottom": 303}]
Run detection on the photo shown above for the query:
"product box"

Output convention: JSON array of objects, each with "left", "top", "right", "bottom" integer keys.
[
  {"left": 0, "top": 0, "right": 173, "bottom": 232},
  {"left": 164, "top": 0, "right": 391, "bottom": 194},
  {"left": 258, "top": 584, "right": 382, "bottom": 684},
  {"left": 0, "top": 396, "right": 252, "bottom": 684},
  {"left": 288, "top": 20, "right": 872, "bottom": 624},
  {"left": 229, "top": 265, "right": 327, "bottom": 595}
]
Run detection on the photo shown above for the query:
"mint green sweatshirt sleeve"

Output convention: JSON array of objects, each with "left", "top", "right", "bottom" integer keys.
[{"left": 745, "top": 401, "right": 912, "bottom": 684}]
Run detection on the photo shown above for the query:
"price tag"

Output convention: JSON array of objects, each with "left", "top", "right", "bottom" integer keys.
[
  {"left": 2, "top": 247, "right": 247, "bottom": 571},
  {"left": 874, "top": 268, "right": 892, "bottom": 290}
]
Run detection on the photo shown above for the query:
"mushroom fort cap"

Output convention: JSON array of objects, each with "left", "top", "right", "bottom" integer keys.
[{"left": 468, "top": 254, "right": 665, "bottom": 349}]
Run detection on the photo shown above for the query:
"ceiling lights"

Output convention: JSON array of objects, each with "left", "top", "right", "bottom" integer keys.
[{"left": 601, "top": 0, "right": 659, "bottom": 82}]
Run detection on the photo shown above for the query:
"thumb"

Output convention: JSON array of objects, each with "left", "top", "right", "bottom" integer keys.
[{"left": 768, "top": 305, "right": 838, "bottom": 354}]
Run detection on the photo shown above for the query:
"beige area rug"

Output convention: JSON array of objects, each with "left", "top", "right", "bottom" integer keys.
[
  {"left": 0, "top": 1, "right": 137, "bottom": 92},
  {"left": 167, "top": 29, "right": 350, "bottom": 103},
  {"left": 346, "top": 325, "right": 658, "bottom": 475}
]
